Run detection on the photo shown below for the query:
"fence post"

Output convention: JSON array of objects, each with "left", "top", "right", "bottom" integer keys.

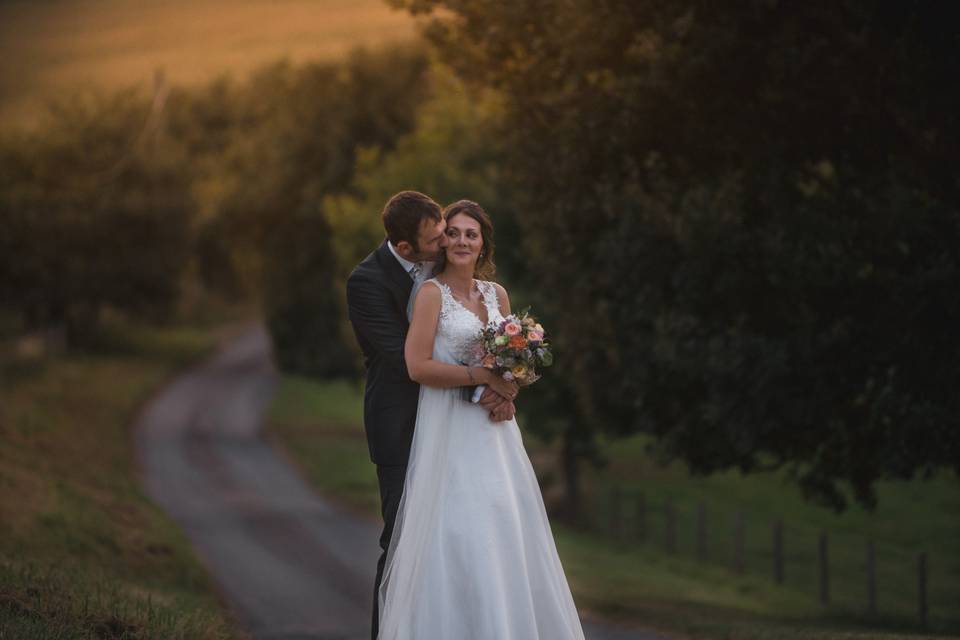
[
  {"left": 665, "top": 498, "right": 676, "bottom": 554},
  {"left": 733, "top": 511, "right": 745, "bottom": 575},
  {"left": 818, "top": 531, "right": 829, "bottom": 605},
  {"left": 609, "top": 486, "right": 625, "bottom": 547},
  {"left": 636, "top": 491, "right": 647, "bottom": 542},
  {"left": 773, "top": 519, "right": 784, "bottom": 584},
  {"left": 696, "top": 502, "right": 707, "bottom": 562},
  {"left": 918, "top": 552, "right": 928, "bottom": 630},
  {"left": 866, "top": 539, "right": 877, "bottom": 615}
]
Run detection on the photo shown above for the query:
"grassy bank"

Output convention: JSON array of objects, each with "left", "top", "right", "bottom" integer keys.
[
  {"left": 0, "top": 311, "right": 253, "bottom": 639},
  {"left": 266, "top": 375, "right": 960, "bottom": 640}
]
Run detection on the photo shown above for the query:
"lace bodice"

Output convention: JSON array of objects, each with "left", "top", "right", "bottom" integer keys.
[{"left": 425, "top": 278, "right": 503, "bottom": 365}]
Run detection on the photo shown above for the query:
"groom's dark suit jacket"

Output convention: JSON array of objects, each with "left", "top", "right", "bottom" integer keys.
[{"left": 346, "top": 239, "right": 420, "bottom": 466}]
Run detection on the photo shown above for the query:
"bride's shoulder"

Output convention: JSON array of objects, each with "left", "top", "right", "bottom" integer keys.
[
  {"left": 489, "top": 280, "right": 508, "bottom": 298},
  {"left": 478, "top": 278, "right": 507, "bottom": 294},
  {"left": 418, "top": 278, "right": 444, "bottom": 297},
  {"left": 410, "top": 279, "right": 443, "bottom": 320},
  {"left": 478, "top": 279, "right": 510, "bottom": 309}
]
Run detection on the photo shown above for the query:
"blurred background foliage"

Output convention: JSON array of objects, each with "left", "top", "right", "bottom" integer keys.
[
  {"left": 386, "top": 0, "right": 960, "bottom": 512},
  {"left": 0, "top": 90, "right": 194, "bottom": 343},
  {"left": 2, "top": 0, "right": 957, "bottom": 519},
  {"left": 3, "top": 1, "right": 959, "bottom": 636}
]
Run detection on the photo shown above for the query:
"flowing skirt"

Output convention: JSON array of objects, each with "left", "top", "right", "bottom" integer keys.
[{"left": 377, "top": 385, "right": 586, "bottom": 640}]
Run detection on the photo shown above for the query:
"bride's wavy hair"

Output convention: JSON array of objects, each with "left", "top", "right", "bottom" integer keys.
[{"left": 436, "top": 200, "right": 496, "bottom": 281}]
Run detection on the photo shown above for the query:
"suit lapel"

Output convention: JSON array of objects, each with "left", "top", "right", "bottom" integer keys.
[{"left": 375, "top": 240, "right": 414, "bottom": 310}]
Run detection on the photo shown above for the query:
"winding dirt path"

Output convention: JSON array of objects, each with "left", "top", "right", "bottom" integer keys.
[{"left": 133, "top": 324, "right": 668, "bottom": 640}]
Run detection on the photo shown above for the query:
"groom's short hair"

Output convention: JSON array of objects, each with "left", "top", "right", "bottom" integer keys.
[{"left": 382, "top": 191, "right": 442, "bottom": 250}]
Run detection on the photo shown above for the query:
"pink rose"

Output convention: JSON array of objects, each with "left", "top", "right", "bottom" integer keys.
[
  {"left": 527, "top": 330, "right": 543, "bottom": 342},
  {"left": 504, "top": 322, "right": 522, "bottom": 336}
]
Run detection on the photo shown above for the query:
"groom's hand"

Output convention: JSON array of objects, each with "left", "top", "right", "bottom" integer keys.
[
  {"left": 478, "top": 386, "right": 519, "bottom": 405},
  {"left": 490, "top": 400, "right": 516, "bottom": 423},
  {"left": 478, "top": 387, "right": 516, "bottom": 422},
  {"left": 477, "top": 386, "right": 508, "bottom": 410}
]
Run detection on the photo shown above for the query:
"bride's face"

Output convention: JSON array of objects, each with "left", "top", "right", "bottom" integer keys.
[{"left": 443, "top": 213, "right": 483, "bottom": 270}]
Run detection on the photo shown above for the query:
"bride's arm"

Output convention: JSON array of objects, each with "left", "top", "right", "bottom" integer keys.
[
  {"left": 405, "top": 283, "right": 502, "bottom": 390},
  {"left": 404, "top": 284, "right": 466, "bottom": 387}
]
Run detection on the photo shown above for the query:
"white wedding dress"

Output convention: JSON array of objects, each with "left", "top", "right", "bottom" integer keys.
[{"left": 377, "top": 278, "right": 585, "bottom": 640}]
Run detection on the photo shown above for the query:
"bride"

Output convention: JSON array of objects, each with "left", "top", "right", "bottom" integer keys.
[{"left": 377, "top": 200, "right": 586, "bottom": 639}]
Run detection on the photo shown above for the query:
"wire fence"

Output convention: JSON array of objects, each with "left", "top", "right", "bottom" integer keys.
[{"left": 585, "top": 486, "right": 955, "bottom": 632}]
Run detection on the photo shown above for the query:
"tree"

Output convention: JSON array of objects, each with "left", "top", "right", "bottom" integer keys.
[
  {"left": 325, "top": 65, "right": 606, "bottom": 517},
  {"left": 198, "top": 45, "right": 432, "bottom": 376},
  {"left": 0, "top": 89, "right": 193, "bottom": 343},
  {"left": 391, "top": 0, "right": 960, "bottom": 509},
  {"left": 136, "top": 45, "right": 435, "bottom": 374},
  {"left": 263, "top": 204, "right": 357, "bottom": 376}
]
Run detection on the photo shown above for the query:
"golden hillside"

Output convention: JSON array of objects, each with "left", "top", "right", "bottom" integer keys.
[{"left": 0, "top": 0, "right": 419, "bottom": 125}]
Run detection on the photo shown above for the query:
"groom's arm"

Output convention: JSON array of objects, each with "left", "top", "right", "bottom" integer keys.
[{"left": 346, "top": 273, "right": 408, "bottom": 377}]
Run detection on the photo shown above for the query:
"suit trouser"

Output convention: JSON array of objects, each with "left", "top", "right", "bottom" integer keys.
[{"left": 372, "top": 464, "right": 407, "bottom": 640}]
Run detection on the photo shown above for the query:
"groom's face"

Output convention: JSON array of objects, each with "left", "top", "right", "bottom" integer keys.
[{"left": 409, "top": 217, "right": 447, "bottom": 262}]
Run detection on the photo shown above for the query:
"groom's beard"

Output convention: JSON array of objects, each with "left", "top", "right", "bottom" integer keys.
[{"left": 411, "top": 249, "right": 442, "bottom": 263}]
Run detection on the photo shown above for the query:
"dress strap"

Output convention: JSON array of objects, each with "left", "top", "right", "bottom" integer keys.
[{"left": 477, "top": 280, "right": 501, "bottom": 323}]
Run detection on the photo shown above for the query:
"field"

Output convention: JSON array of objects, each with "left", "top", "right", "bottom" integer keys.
[
  {"left": 0, "top": 0, "right": 418, "bottom": 125},
  {"left": 0, "top": 309, "right": 255, "bottom": 639},
  {"left": 266, "top": 375, "right": 960, "bottom": 640}
]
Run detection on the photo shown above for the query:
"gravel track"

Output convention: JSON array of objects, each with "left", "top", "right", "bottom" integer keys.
[{"left": 134, "top": 325, "right": 668, "bottom": 640}]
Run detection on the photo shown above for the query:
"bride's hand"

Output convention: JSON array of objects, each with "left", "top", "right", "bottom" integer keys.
[{"left": 479, "top": 368, "right": 519, "bottom": 400}]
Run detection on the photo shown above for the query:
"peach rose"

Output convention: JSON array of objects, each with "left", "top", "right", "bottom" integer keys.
[
  {"left": 527, "top": 330, "right": 543, "bottom": 342},
  {"left": 481, "top": 353, "right": 497, "bottom": 368}
]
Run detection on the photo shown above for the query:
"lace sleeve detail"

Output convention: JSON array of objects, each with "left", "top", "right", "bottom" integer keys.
[{"left": 424, "top": 278, "right": 456, "bottom": 320}]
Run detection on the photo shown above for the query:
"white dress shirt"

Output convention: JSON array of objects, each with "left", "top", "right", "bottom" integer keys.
[{"left": 387, "top": 240, "right": 419, "bottom": 279}]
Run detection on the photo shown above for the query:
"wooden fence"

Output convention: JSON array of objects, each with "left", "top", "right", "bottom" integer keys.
[{"left": 596, "top": 487, "right": 935, "bottom": 630}]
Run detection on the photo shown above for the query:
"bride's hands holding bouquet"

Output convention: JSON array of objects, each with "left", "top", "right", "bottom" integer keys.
[{"left": 477, "top": 367, "right": 520, "bottom": 400}]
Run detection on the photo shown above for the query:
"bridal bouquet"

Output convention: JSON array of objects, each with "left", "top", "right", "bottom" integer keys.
[{"left": 475, "top": 309, "right": 553, "bottom": 386}]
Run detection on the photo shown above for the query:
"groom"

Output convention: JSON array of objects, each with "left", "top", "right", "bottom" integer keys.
[{"left": 346, "top": 191, "right": 515, "bottom": 639}]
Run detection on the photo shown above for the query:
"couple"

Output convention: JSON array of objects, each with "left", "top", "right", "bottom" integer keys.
[{"left": 346, "top": 191, "right": 585, "bottom": 640}]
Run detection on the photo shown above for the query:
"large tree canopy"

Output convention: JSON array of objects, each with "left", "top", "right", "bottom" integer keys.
[{"left": 392, "top": 0, "right": 960, "bottom": 509}]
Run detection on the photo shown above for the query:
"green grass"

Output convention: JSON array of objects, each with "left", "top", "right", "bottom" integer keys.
[
  {"left": 576, "top": 436, "right": 960, "bottom": 635},
  {"left": 0, "top": 310, "right": 253, "bottom": 639},
  {"left": 267, "top": 376, "right": 380, "bottom": 517},
  {"left": 266, "top": 375, "right": 960, "bottom": 640}
]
